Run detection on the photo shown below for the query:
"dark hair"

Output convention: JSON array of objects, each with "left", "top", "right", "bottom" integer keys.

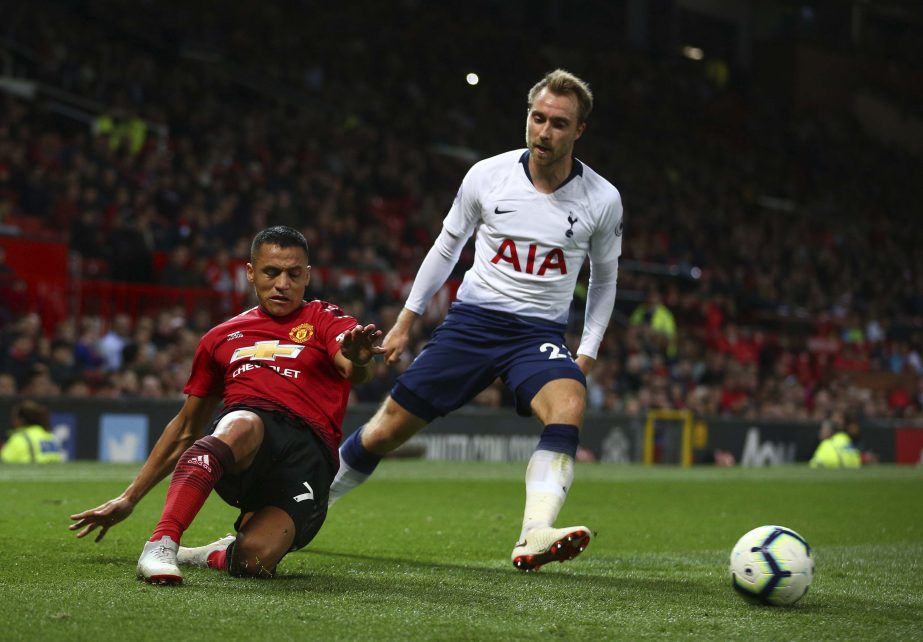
[
  {"left": 13, "top": 399, "right": 50, "bottom": 429},
  {"left": 51, "top": 339, "right": 73, "bottom": 353},
  {"left": 250, "top": 226, "right": 310, "bottom": 261},
  {"left": 528, "top": 69, "right": 594, "bottom": 124}
]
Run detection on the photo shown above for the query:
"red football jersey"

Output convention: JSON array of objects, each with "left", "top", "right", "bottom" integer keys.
[{"left": 184, "top": 300, "right": 359, "bottom": 461}]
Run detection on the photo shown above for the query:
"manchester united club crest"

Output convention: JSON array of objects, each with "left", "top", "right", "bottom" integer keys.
[{"left": 289, "top": 323, "right": 314, "bottom": 343}]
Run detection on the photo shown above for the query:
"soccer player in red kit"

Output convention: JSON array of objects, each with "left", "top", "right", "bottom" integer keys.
[{"left": 69, "top": 226, "right": 384, "bottom": 583}]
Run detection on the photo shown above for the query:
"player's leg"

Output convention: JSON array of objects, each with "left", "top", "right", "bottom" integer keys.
[
  {"left": 138, "top": 410, "right": 264, "bottom": 584},
  {"left": 175, "top": 533, "right": 236, "bottom": 568},
  {"left": 521, "top": 377, "right": 585, "bottom": 539},
  {"left": 329, "top": 396, "right": 428, "bottom": 504},
  {"left": 176, "top": 508, "right": 295, "bottom": 577},
  {"left": 511, "top": 377, "right": 592, "bottom": 570},
  {"left": 332, "top": 306, "right": 500, "bottom": 505},
  {"left": 185, "top": 412, "right": 333, "bottom": 577},
  {"left": 227, "top": 507, "right": 296, "bottom": 577}
]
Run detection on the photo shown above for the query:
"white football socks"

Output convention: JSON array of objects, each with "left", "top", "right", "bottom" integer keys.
[
  {"left": 518, "top": 448, "right": 575, "bottom": 541},
  {"left": 328, "top": 460, "right": 370, "bottom": 506}
]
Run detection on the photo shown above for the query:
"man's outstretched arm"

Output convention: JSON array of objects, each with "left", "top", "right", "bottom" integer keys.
[{"left": 68, "top": 394, "right": 220, "bottom": 542}]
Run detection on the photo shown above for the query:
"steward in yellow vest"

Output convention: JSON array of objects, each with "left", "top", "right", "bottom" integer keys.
[
  {"left": 1, "top": 400, "right": 64, "bottom": 464},
  {"left": 810, "top": 431, "right": 861, "bottom": 468}
]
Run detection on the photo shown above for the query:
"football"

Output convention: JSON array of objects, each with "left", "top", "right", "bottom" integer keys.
[{"left": 729, "top": 525, "right": 814, "bottom": 606}]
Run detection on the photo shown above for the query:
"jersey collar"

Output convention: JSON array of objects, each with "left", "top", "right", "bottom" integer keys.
[{"left": 519, "top": 150, "right": 583, "bottom": 191}]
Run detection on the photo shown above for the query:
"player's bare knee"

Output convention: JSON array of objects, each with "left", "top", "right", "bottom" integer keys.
[
  {"left": 212, "top": 410, "right": 265, "bottom": 470},
  {"left": 230, "top": 554, "right": 277, "bottom": 578},
  {"left": 229, "top": 535, "right": 284, "bottom": 578}
]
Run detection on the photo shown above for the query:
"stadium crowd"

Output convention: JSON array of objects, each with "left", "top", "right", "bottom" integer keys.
[{"left": 1, "top": 0, "right": 921, "bottom": 421}]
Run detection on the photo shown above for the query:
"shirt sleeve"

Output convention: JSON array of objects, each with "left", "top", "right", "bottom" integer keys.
[
  {"left": 442, "top": 171, "right": 483, "bottom": 238},
  {"left": 577, "top": 190, "right": 623, "bottom": 359},
  {"left": 183, "top": 334, "right": 223, "bottom": 398},
  {"left": 404, "top": 226, "right": 471, "bottom": 314},
  {"left": 317, "top": 302, "right": 359, "bottom": 359},
  {"left": 404, "top": 171, "right": 481, "bottom": 314}
]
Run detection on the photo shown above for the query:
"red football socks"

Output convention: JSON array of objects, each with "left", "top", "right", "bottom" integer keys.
[
  {"left": 207, "top": 547, "right": 229, "bottom": 570},
  {"left": 150, "top": 436, "right": 235, "bottom": 544}
]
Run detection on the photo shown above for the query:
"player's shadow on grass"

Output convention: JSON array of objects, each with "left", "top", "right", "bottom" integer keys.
[
  {"left": 296, "top": 547, "right": 721, "bottom": 597},
  {"left": 257, "top": 560, "right": 743, "bottom": 610},
  {"left": 77, "top": 547, "right": 759, "bottom": 607},
  {"left": 302, "top": 547, "right": 586, "bottom": 577}
]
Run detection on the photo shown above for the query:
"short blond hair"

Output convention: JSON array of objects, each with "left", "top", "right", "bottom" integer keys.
[{"left": 527, "top": 69, "right": 594, "bottom": 123}]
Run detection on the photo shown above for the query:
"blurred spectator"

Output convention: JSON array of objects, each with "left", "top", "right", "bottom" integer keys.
[
  {"left": 73, "top": 317, "right": 106, "bottom": 374},
  {"left": 22, "top": 367, "right": 61, "bottom": 397},
  {"left": 138, "top": 373, "right": 164, "bottom": 398},
  {"left": 0, "top": 245, "right": 27, "bottom": 324},
  {"left": 0, "top": 373, "right": 17, "bottom": 396},
  {"left": 70, "top": 209, "right": 108, "bottom": 262},
  {"left": 93, "top": 107, "right": 147, "bottom": 156},
  {"left": 809, "top": 412, "right": 861, "bottom": 468},
  {"left": 0, "top": 0, "right": 917, "bottom": 422},
  {"left": 108, "top": 214, "right": 154, "bottom": 283},
  {"left": 2, "top": 333, "right": 39, "bottom": 389},
  {"left": 1, "top": 399, "right": 64, "bottom": 464},
  {"left": 64, "top": 380, "right": 92, "bottom": 397},
  {"left": 98, "top": 314, "right": 132, "bottom": 372},
  {"left": 630, "top": 289, "right": 677, "bottom": 358},
  {"left": 159, "top": 245, "right": 208, "bottom": 288},
  {"left": 47, "top": 339, "right": 80, "bottom": 390}
]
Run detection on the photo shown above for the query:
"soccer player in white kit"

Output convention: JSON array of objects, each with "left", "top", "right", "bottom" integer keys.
[{"left": 331, "top": 69, "right": 623, "bottom": 571}]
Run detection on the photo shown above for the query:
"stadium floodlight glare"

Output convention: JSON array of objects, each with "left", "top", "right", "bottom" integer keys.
[
  {"left": 466, "top": 72, "right": 479, "bottom": 86},
  {"left": 682, "top": 46, "right": 704, "bottom": 61}
]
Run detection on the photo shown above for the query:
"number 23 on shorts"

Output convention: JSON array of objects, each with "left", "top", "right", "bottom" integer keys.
[{"left": 539, "top": 342, "right": 574, "bottom": 361}]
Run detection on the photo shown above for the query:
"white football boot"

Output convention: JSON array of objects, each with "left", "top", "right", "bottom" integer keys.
[
  {"left": 137, "top": 536, "right": 183, "bottom": 584},
  {"left": 176, "top": 534, "right": 235, "bottom": 568},
  {"left": 511, "top": 526, "right": 593, "bottom": 572}
]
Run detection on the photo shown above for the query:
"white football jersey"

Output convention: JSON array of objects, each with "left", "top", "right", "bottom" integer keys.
[{"left": 445, "top": 149, "right": 623, "bottom": 323}]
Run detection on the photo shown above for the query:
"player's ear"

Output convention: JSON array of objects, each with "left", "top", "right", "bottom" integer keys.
[
  {"left": 304, "top": 265, "right": 312, "bottom": 287},
  {"left": 575, "top": 122, "right": 586, "bottom": 140},
  {"left": 245, "top": 262, "right": 255, "bottom": 284}
]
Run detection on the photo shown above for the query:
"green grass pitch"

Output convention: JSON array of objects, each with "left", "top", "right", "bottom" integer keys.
[{"left": 1, "top": 462, "right": 921, "bottom": 641}]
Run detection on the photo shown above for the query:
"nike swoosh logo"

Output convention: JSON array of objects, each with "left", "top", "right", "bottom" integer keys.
[{"left": 494, "top": 207, "right": 515, "bottom": 214}]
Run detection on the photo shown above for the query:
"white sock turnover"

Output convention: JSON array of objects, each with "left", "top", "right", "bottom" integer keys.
[{"left": 328, "top": 460, "right": 371, "bottom": 506}]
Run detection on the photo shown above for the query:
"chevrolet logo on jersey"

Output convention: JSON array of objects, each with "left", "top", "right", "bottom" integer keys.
[{"left": 230, "top": 340, "right": 306, "bottom": 362}]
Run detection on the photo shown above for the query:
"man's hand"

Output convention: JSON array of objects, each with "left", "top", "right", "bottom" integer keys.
[
  {"left": 380, "top": 326, "right": 411, "bottom": 365},
  {"left": 69, "top": 496, "right": 135, "bottom": 543},
  {"left": 339, "top": 324, "right": 385, "bottom": 366},
  {"left": 576, "top": 354, "right": 596, "bottom": 376},
  {"left": 381, "top": 308, "right": 419, "bottom": 365}
]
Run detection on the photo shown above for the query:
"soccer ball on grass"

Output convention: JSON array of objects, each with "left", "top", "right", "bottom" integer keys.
[{"left": 729, "top": 525, "right": 814, "bottom": 606}]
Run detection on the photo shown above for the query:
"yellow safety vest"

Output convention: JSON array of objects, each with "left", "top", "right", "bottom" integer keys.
[
  {"left": 630, "top": 303, "right": 678, "bottom": 355},
  {"left": 1, "top": 425, "right": 64, "bottom": 464},
  {"left": 94, "top": 114, "right": 148, "bottom": 155},
  {"left": 809, "top": 432, "right": 861, "bottom": 468}
]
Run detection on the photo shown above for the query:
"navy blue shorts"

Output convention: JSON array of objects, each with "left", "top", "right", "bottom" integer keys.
[{"left": 392, "top": 303, "right": 586, "bottom": 422}]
